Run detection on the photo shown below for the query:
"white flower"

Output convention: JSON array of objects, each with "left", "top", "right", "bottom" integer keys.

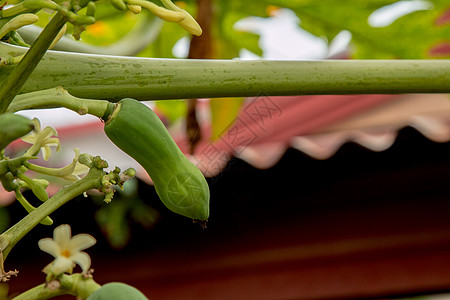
[
  {"left": 60, "top": 148, "right": 90, "bottom": 182},
  {"left": 22, "top": 118, "right": 60, "bottom": 161},
  {"left": 38, "top": 224, "right": 96, "bottom": 275},
  {"left": 62, "top": 162, "right": 90, "bottom": 182}
]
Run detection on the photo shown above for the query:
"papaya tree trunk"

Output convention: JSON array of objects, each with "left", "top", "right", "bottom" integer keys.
[{"left": 186, "top": 0, "right": 214, "bottom": 154}]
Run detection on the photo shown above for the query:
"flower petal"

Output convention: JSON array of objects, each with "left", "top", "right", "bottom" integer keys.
[
  {"left": 71, "top": 252, "right": 91, "bottom": 272},
  {"left": 68, "top": 234, "right": 96, "bottom": 252},
  {"left": 44, "top": 138, "right": 60, "bottom": 147},
  {"left": 21, "top": 133, "right": 37, "bottom": 144},
  {"left": 62, "top": 174, "right": 80, "bottom": 182},
  {"left": 41, "top": 126, "right": 58, "bottom": 139},
  {"left": 38, "top": 238, "right": 60, "bottom": 257},
  {"left": 42, "top": 145, "right": 52, "bottom": 161},
  {"left": 43, "top": 138, "right": 61, "bottom": 154},
  {"left": 53, "top": 224, "right": 71, "bottom": 247},
  {"left": 32, "top": 118, "right": 41, "bottom": 132},
  {"left": 51, "top": 256, "right": 75, "bottom": 274},
  {"left": 73, "top": 163, "right": 89, "bottom": 176}
]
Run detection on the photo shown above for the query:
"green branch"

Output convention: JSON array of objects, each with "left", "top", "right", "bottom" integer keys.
[
  {"left": 0, "top": 167, "right": 104, "bottom": 259},
  {"left": 1, "top": 42, "right": 450, "bottom": 101},
  {"left": 7, "top": 87, "right": 113, "bottom": 118},
  {"left": 12, "top": 273, "right": 101, "bottom": 300}
]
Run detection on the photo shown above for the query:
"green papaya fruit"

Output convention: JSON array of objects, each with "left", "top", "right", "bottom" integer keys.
[
  {"left": 86, "top": 282, "right": 148, "bottom": 300},
  {"left": 103, "top": 98, "right": 209, "bottom": 220}
]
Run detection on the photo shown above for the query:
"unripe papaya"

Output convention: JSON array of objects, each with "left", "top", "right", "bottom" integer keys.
[
  {"left": 103, "top": 98, "right": 209, "bottom": 220},
  {"left": 86, "top": 282, "right": 148, "bottom": 300},
  {"left": 0, "top": 113, "right": 34, "bottom": 150}
]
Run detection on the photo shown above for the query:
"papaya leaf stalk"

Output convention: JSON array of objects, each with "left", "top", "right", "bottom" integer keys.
[{"left": 1, "top": 42, "right": 450, "bottom": 101}]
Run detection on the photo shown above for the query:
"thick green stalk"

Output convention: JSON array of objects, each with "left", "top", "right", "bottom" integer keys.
[
  {"left": 12, "top": 273, "right": 101, "bottom": 300},
  {"left": 1, "top": 42, "right": 450, "bottom": 100},
  {"left": 0, "top": 12, "right": 66, "bottom": 113},
  {"left": 0, "top": 167, "right": 103, "bottom": 259},
  {"left": 12, "top": 281, "right": 73, "bottom": 300},
  {"left": 7, "top": 87, "right": 112, "bottom": 118}
]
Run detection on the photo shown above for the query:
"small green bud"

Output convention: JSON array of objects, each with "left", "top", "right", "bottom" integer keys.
[
  {"left": 111, "top": 0, "right": 127, "bottom": 11},
  {"left": 22, "top": 0, "right": 59, "bottom": 10},
  {"left": 78, "top": 153, "right": 93, "bottom": 167},
  {"left": 0, "top": 172, "right": 18, "bottom": 192},
  {"left": 74, "top": 14, "right": 96, "bottom": 25},
  {"left": 49, "top": 23, "right": 67, "bottom": 50},
  {"left": 17, "top": 172, "right": 49, "bottom": 202},
  {"left": 93, "top": 156, "right": 108, "bottom": 169},
  {"left": 127, "top": 4, "right": 141, "bottom": 14},
  {"left": 0, "top": 13, "right": 39, "bottom": 40},
  {"left": 160, "top": 0, "right": 202, "bottom": 36},
  {"left": 86, "top": 1, "right": 96, "bottom": 17},
  {"left": 123, "top": 168, "right": 136, "bottom": 178},
  {"left": 33, "top": 178, "right": 50, "bottom": 189},
  {"left": 144, "top": 2, "right": 184, "bottom": 22}
]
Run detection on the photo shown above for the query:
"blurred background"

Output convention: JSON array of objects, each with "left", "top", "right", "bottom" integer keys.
[{"left": 2, "top": 0, "right": 450, "bottom": 299}]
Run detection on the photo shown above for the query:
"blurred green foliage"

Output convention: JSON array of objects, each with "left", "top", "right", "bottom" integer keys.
[
  {"left": 154, "top": 100, "right": 187, "bottom": 123},
  {"left": 267, "top": 0, "right": 450, "bottom": 58},
  {"left": 210, "top": 97, "right": 244, "bottom": 141}
]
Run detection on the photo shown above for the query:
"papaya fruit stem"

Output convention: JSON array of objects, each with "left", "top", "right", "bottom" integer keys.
[
  {"left": 11, "top": 273, "right": 101, "bottom": 300},
  {"left": 7, "top": 87, "right": 112, "bottom": 119}
]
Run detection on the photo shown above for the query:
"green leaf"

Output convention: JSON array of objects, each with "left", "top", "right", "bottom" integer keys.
[
  {"left": 138, "top": 20, "right": 187, "bottom": 58},
  {"left": 155, "top": 100, "right": 187, "bottom": 123},
  {"left": 213, "top": 0, "right": 267, "bottom": 58},
  {"left": 216, "top": 10, "right": 262, "bottom": 58},
  {"left": 262, "top": 0, "right": 450, "bottom": 58},
  {"left": 81, "top": 10, "right": 139, "bottom": 46},
  {"left": 210, "top": 97, "right": 244, "bottom": 141}
]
